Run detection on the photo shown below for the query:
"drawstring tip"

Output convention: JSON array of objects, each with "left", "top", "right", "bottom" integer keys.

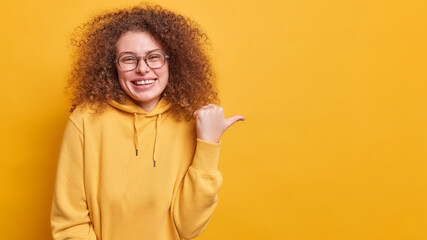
[
  {"left": 136, "top": 149, "right": 138, "bottom": 156},
  {"left": 154, "top": 160, "right": 156, "bottom": 167}
]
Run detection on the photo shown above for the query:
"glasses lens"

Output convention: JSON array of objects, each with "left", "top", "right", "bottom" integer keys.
[
  {"left": 146, "top": 52, "right": 165, "bottom": 68},
  {"left": 118, "top": 54, "right": 138, "bottom": 71}
]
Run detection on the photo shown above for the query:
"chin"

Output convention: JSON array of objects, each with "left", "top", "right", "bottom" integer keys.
[{"left": 132, "top": 94, "right": 161, "bottom": 103}]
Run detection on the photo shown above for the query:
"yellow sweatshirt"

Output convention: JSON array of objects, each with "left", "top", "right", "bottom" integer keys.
[{"left": 50, "top": 98, "right": 222, "bottom": 240}]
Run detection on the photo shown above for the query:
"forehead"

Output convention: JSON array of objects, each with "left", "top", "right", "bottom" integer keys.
[{"left": 116, "top": 31, "right": 162, "bottom": 55}]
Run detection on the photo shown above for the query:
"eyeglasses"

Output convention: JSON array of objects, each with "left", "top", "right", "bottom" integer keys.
[{"left": 115, "top": 50, "right": 170, "bottom": 71}]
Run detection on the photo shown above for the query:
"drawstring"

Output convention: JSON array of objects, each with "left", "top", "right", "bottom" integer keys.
[
  {"left": 153, "top": 113, "right": 161, "bottom": 167},
  {"left": 134, "top": 113, "right": 139, "bottom": 156},
  {"left": 133, "top": 112, "right": 161, "bottom": 168}
]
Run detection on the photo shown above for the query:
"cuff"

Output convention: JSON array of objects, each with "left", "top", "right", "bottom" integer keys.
[{"left": 191, "top": 138, "right": 221, "bottom": 171}]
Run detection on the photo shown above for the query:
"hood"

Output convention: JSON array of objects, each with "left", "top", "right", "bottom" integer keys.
[
  {"left": 109, "top": 97, "right": 171, "bottom": 116},
  {"left": 108, "top": 97, "right": 171, "bottom": 167}
]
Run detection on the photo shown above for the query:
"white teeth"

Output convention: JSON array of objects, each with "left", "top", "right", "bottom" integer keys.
[{"left": 134, "top": 79, "right": 156, "bottom": 85}]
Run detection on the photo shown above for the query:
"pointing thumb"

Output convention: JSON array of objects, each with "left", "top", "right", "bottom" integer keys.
[{"left": 225, "top": 115, "right": 246, "bottom": 129}]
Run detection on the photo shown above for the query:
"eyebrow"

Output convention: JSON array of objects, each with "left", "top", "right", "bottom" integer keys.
[{"left": 117, "top": 48, "right": 163, "bottom": 56}]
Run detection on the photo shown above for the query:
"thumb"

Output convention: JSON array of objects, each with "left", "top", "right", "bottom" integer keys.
[{"left": 225, "top": 115, "right": 246, "bottom": 129}]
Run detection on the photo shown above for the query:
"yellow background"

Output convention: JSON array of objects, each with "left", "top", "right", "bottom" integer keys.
[{"left": 1, "top": 0, "right": 426, "bottom": 239}]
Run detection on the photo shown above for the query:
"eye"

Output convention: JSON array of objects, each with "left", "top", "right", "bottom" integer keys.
[
  {"left": 120, "top": 55, "right": 137, "bottom": 63},
  {"left": 147, "top": 53, "right": 162, "bottom": 61}
]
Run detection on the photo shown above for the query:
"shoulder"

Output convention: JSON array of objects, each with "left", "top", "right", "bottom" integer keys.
[
  {"left": 68, "top": 103, "right": 138, "bottom": 131},
  {"left": 68, "top": 105, "right": 97, "bottom": 132},
  {"left": 167, "top": 114, "right": 196, "bottom": 129}
]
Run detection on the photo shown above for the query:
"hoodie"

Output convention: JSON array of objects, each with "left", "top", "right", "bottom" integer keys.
[{"left": 50, "top": 97, "right": 222, "bottom": 240}]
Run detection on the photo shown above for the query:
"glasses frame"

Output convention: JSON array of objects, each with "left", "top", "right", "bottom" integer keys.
[{"left": 115, "top": 50, "right": 170, "bottom": 71}]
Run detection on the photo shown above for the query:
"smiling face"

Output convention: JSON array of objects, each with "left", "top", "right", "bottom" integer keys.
[{"left": 115, "top": 31, "right": 169, "bottom": 112}]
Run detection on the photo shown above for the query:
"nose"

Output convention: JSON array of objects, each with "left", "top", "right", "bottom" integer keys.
[{"left": 136, "top": 59, "right": 150, "bottom": 74}]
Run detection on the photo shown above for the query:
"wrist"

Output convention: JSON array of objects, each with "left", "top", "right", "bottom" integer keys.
[
  {"left": 197, "top": 136, "right": 220, "bottom": 144},
  {"left": 192, "top": 139, "right": 221, "bottom": 170}
]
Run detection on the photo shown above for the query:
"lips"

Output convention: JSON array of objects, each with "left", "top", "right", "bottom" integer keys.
[{"left": 131, "top": 78, "right": 157, "bottom": 86}]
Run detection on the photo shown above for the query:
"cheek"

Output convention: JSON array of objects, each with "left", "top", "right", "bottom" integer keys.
[
  {"left": 161, "top": 63, "right": 169, "bottom": 79},
  {"left": 155, "top": 68, "right": 169, "bottom": 83},
  {"left": 118, "top": 71, "right": 132, "bottom": 84},
  {"left": 117, "top": 73, "right": 135, "bottom": 93}
]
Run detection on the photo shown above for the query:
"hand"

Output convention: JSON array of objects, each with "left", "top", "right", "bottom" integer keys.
[{"left": 193, "top": 104, "right": 245, "bottom": 143}]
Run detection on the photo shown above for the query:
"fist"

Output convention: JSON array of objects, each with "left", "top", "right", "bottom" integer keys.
[{"left": 193, "top": 104, "right": 245, "bottom": 143}]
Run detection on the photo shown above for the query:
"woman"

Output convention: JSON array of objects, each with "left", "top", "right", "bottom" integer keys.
[{"left": 50, "top": 4, "right": 244, "bottom": 240}]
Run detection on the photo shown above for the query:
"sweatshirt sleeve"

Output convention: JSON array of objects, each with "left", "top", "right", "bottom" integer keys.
[
  {"left": 50, "top": 118, "right": 97, "bottom": 240},
  {"left": 172, "top": 139, "right": 223, "bottom": 240}
]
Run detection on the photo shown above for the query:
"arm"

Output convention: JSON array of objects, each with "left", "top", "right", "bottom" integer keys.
[
  {"left": 172, "top": 139, "right": 223, "bottom": 239},
  {"left": 50, "top": 118, "right": 97, "bottom": 240},
  {"left": 172, "top": 104, "right": 245, "bottom": 239}
]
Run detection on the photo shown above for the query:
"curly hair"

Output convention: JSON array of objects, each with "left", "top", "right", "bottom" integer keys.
[{"left": 68, "top": 3, "right": 218, "bottom": 120}]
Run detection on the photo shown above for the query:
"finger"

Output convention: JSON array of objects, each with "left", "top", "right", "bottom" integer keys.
[
  {"left": 199, "top": 104, "right": 213, "bottom": 111},
  {"left": 204, "top": 104, "right": 217, "bottom": 110},
  {"left": 225, "top": 115, "right": 246, "bottom": 129},
  {"left": 193, "top": 110, "right": 200, "bottom": 118}
]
